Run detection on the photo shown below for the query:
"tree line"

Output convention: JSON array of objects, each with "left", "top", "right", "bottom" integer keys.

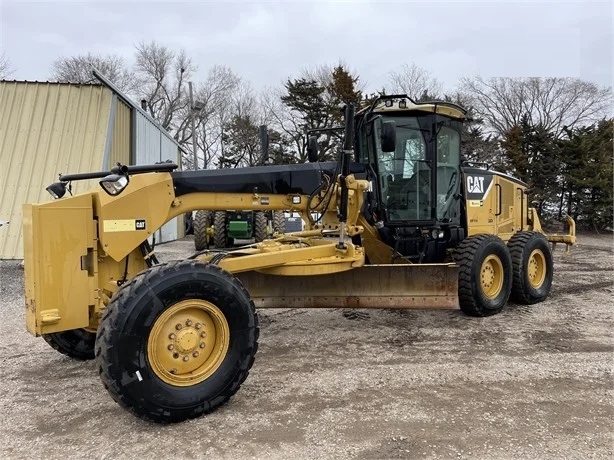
[{"left": 2, "top": 43, "right": 612, "bottom": 230}]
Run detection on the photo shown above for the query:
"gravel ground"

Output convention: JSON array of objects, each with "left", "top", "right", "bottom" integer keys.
[{"left": 0, "top": 234, "right": 612, "bottom": 459}]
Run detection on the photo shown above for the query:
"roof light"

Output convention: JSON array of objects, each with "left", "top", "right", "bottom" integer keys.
[
  {"left": 385, "top": 99, "right": 393, "bottom": 107},
  {"left": 398, "top": 99, "right": 407, "bottom": 109}
]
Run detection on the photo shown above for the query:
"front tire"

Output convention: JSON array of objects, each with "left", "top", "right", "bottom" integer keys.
[
  {"left": 95, "top": 260, "right": 259, "bottom": 423},
  {"left": 43, "top": 329, "right": 96, "bottom": 360},
  {"left": 508, "top": 231, "right": 553, "bottom": 304},
  {"left": 454, "top": 234, "right": 513, "bottom": 316}
]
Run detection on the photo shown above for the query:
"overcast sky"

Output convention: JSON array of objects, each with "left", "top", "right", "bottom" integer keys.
[{"left": 1, "top": 0, "right": 612, "bottom": 93}]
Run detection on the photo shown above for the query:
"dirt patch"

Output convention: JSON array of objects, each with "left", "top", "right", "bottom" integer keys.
[{"left": 0, "top": 235, "right": 612, "bottom": 459}]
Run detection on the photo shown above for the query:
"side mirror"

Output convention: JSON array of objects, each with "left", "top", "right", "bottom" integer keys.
[
  {"left": 381, "top": 121, "right": 396, "bottom": 152},
  {"left": 307, "top": 135, "right": 319, "bottom": 162}
]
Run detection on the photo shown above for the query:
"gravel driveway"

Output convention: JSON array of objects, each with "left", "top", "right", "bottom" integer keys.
[{"left": 0, "top": 234, "right": 612, "bottom": 459}]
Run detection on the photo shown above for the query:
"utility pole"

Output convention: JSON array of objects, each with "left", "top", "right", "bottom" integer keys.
[{"left": 188, "top": 81, "right": 198, "bottom": 170}]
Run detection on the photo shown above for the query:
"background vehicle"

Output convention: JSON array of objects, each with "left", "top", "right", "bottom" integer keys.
[
  {"left": 192, "top": 126, "right": 285, "bottom": 250},
  {"left": 193, "top": 209, "right": 285, "bottom": 250},
  {"left": 23, "top": 96, "right": 575, "bottom": 423}
]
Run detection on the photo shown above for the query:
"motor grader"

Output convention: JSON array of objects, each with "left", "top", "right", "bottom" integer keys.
[{"left": 22, "top": 95, "right": 575, "bottom": 423}]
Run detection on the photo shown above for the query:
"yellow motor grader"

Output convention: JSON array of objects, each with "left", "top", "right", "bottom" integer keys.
[{"left": 22, "top": 96, "right": 575, "bottom": 423}]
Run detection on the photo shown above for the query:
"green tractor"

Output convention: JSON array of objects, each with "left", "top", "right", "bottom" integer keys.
[
  {"left": 193, "top": 125, "right": 286, "bottom": 250},
  {"left": 193, "top": 209, "right": 285, "bottom": 250}
]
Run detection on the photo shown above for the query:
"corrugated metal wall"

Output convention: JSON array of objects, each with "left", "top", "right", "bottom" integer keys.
[
  {"left": 134, "top": 111, "right": 181, "bottom": 243},
  {"left": 0, "top": 80, "right": 183, "bottom": 259},
  {"left": 0, "top": 82, "right": 112, "bottom": 259},
  {"left": 107, "top": 98, "right": 131, "bottom": 168}
]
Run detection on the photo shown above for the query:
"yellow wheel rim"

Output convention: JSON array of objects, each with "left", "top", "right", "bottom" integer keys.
[
  {"left": 527, "top": 249, "right": 546, "bottom": 288},
  {"left": 480, "top": 254, "right": 504, "bottom": 299},
  {"left": 147, "top": 299, "right": 230, "bottom": 386}
]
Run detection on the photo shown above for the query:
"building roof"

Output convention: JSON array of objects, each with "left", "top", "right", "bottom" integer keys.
[{"left": 92, "top": 70, "right": 187, "bottom": 154}]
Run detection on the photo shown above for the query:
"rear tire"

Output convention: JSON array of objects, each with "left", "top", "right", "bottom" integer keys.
[
  {"left": 213, "top": 211, "right": 228, "bottom": 248},
  {"left": 193, "top": 210, "right": 212, "bottom": 251},
  {"left": 254, "top": 211, "right": 267, "bottom": 242},
  {"left": 272, "top": 211, "right": 285, "bottom": 234},
  {"left": 454, "top": 234, "right": 512, "bottom": 316},
  {"left": 184, "top": 212, "right": 194, "bottom": 235},
  {"left": 508, "top": 231, "right": 553, "bottom": 304},
  {"left": 43, "top": 329, "right": 96, "bottom": 360},
  {"left": 95, "top": 260, "right": 259, "bottom": 423}
]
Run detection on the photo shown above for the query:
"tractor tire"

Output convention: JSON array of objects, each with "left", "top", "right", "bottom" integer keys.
[
  {"left": 213, "top": 211, "right": 228, "bottom": 248},
  {"left": 254, "top": 211, "right": 267, "bottom": 242},
  {"left": 272, "top": 211, "right": 286, "bottom": 234},
  {"left": 95, "top": 260, "right": 259, "bottom": 424},
  {"left": 43, "top": 329, "right": 96, "bottom": 360},
  {"left": 193, "top": 210, "right": 212, "bottom": 251},
  {"left": 507, "top": 231, "right": 553, "bottom": 304},
  {"left": 184, "top": 212, "right": 194, "bottom": 235},
  {"left": 454, "top": 234, "right": 513, "bottom": 317}
]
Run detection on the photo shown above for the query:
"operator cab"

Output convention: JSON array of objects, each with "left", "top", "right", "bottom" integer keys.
[{"left": 356, "top": 96, "right": 467, "bottom": 262}]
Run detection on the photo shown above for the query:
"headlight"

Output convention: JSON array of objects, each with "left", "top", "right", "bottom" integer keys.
[
  {"left": 99, "top": 174, "right": 129, "bottom": 196},
  {"left": 46, "top": 182, "right": 67, "bottom": 199},
  {"left": 430, "top": 229, "right": 445, "bottom": 239}
]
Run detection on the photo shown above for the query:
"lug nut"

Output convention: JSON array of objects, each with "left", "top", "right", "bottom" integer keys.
[
  {"left": 199, "top": 343, "right": 205, "bottom": 349},
  {"left": 186, "top": 319, "right": 193, "bottom": 326},
  {"left": 195, "top": 323, "right": 202, "bottom": 329},
  {"left": 192, "top": 351, "right": 199, "bottom": 358},
  {"left": 175, "top": 323, "right": 183, "bottom": 330},
  {"left": 167, "top": 344, "right": 174, "bottom": 351},
  {"left": 182, "top": 356, "right": 189, "bottom": 362},
  {"left": 173, "top": 352, "right": 179, "bottom": 359},
  {"left": 200, "top": 332, "right": 206, "bottom": 338},
  {"left": 168, "top": 333, "right": 176, "bottom": 340},
  {"left": 169, "top": 368, "right": 177, "bottom": 374}
]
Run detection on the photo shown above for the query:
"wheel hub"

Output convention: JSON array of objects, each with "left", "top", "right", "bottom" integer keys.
[
  {"left": 174, "top": 327, "right": 199, "bottom": 354},
  {"left": 480, "top": 255, "right": 504, "bottom": 299},
  {"left": 527, "top": 249, "right": 546, "bottom": 288},
  {"left": 147, "top": 300, "right": 229, "bottom": 386}
]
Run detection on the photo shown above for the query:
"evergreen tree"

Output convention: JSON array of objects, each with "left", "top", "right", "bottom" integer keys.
[
  {"left": 267, "top": 130, "right": 296, "bottom": 165},
  {"left": 328, "top": 65, "right": 363, "bottom": 114},
  {"left": 218, "top": 114, "right": 261, "bottom": 168},
  {"left": 218, "top": 116, "right": 295, "bottom": 168},
  {"left": 280, "top": 78, "right": 330, "bottom": 161},
  {"left": 501, "top": 117, "right": 561, "bottom": 216},
  {"left": 280, "top": 65, "right": 363, "bottom": 162},
  {"left": 559, "top": 119, "right": 613, "bottom": 229}
]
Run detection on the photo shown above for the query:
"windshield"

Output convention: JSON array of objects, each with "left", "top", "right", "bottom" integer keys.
[
  {"left": 372, "top": 115, "right": 461, "bottom": 223},
  {"left": 374, "top": 116, "right": 432, "bottom": 221}
]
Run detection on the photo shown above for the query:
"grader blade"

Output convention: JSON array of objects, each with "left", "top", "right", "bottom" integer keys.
[{"left": 236, "top": 264, "right": 459, "bottom": 309}]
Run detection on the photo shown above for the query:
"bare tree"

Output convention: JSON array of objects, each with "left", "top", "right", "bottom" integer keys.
[
  {"left": 135, "top": 41, "right": 196, "bottom": 137},
  {"left": 191, "top": 65, "right": 241, "bottom": 169},
  {"left": 50, "top": 53, "right": 136, "bottom": 93},
  {"left": 387, "top": 63, "right": 444, "bottom": 101},
  {"left": 460, "top": 76, "right": 613, "bottom": 137},
  {"left": 0, "top": 52, "right": 14, "bottom": 79},
  {"left": 260, "top": 84, "right": 309, "bottom": 162}
]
